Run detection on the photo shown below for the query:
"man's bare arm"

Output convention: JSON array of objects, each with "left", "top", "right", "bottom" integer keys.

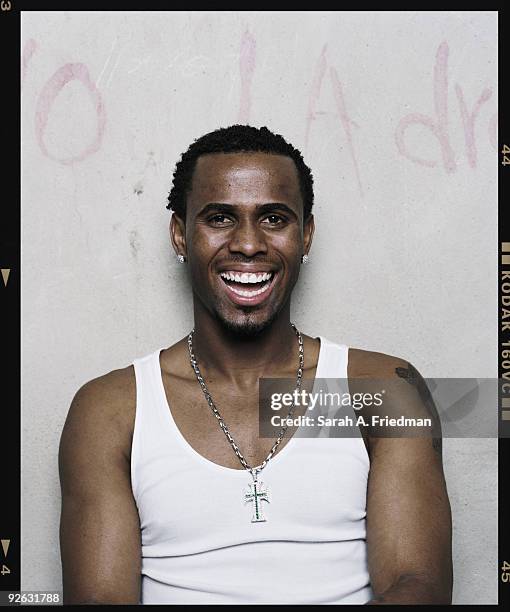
[
  {"left": 58, "top": 368, "right": 141, "bottom": 604},
  {"left": 365, "top": 436, "right": 453, "bottom": 604},
  {"left": 350, "top": 352, "right": 453, "bottom": 605}
]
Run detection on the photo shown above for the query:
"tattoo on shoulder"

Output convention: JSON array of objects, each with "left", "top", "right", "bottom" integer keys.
[{"left": 395, "top": 362, "right": 443, "bottom": 457}]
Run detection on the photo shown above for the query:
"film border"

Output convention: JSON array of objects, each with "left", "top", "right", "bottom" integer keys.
[{"left": 1, "top": 0, "right": 20, "bottom": 595}]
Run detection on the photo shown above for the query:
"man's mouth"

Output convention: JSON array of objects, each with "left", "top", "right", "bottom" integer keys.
[{"left": 218, "top": 270, "right": 277, "bottom": 304}]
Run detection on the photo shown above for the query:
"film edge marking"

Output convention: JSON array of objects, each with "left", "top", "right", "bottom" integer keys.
[
  {"left": 1, "top": 269, "right": 10, "bottom": 287},
  {"left": 0, "top": 539, "right": 10, "bottom": 557}
]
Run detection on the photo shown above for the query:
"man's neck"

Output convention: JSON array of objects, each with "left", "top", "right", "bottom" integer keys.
[{"left": 190, "top": 306, "right": 299, "bottom": 389}]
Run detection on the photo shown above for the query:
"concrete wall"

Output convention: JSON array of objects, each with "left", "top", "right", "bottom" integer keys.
[{"left": 21, "top": 11, "right": 497, "bottom": 603}]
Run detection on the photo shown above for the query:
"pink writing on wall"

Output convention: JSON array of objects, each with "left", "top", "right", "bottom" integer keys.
[
  {"left": 395, "top": 41, "right": 495, "bottom": 172},
  {"left": 35, "top": 63, "right": 106, "bottom": 165},
  {"left": 25, "top": 34, "right": 494, "bottom": 175},
  {"left": 306, "top": 45, "right": 363, "bottom": 196}
]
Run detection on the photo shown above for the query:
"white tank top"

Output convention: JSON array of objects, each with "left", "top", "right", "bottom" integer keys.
[{"left": 131, "top": 336, "right": 373, "bottom": 604}]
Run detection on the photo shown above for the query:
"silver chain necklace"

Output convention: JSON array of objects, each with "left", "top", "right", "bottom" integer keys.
[{"left": 187, "top": 323, "right": 304, "bottom": 523}]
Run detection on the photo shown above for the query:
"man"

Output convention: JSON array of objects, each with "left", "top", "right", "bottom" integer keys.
[{"left": 59, "top": 125, "right": 453, "bottom": 604}]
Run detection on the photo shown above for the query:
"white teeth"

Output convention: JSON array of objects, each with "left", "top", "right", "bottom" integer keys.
[
  {"left": 228, "top": 281, "right": 271, "bottom": 297},
  {"left": 220, "top": 271, "right": 273, "bottom": 284}
]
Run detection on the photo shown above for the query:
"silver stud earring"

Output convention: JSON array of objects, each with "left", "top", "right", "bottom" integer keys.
[
  {"left": 177, "top": 254, "right": 187, "bottom": 263},
  {"left": 301, "top": 254, "right": 309, "bottom": 264}
]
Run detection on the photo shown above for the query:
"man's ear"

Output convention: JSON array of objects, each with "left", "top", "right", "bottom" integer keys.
[
  {"left": 303, "top": 213, "right": 315, "bottom": 256},
  {"left": 170, "top": 213, "right": 187, "bottom": 259}
]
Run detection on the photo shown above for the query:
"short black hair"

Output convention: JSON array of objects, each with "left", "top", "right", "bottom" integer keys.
[{"left": 166, "top": 125, "right": 314, "bottom": 221}]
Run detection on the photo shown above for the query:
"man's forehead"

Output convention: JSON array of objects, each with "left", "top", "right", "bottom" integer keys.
[{"left": 191, "top": 152, "right": 301, "bottom": 195}]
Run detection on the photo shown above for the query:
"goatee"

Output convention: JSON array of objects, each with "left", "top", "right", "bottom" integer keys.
[{"left": 214, "top": 309, "right": 280, "bottom": 339}]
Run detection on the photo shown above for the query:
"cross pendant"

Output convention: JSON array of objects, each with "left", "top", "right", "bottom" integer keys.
[{"left": 244, "top": 477, "right": 270, "bottom": 522}]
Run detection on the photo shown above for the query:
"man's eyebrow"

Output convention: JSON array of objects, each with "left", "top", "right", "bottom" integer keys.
[{"left": 198, "top": 202, "right": 298, "bottom": 218}]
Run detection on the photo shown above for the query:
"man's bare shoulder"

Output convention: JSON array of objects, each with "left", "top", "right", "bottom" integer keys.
[
  {"left": 77, "top": 365, "right": 136, "bottom": 401},
  {"left": 348, "top": 348, "right": 442, "bottom": 459},
  {"left": 71, "top": 365, "right": 136, "bottom": 420},
  {"left": 62, "top": 365, "right": 137, "bottom": 462},
  {"left": 347, "top": 347, "right": 431, "bottom": 406},
  {"left": 348, "top": 347, "right": 413, "bottom": 379}
]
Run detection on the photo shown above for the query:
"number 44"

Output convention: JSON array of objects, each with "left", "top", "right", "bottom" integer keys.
[
  {"left": 502, "top": 145, "right": 510, "bottom": 166},
  {"left": 0, "top": 564, "right": 10, "bottom": 575}
]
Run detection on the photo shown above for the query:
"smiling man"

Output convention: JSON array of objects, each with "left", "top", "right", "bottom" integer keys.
[{"left": 58, "top": 125, "right": 453, "bottom": 605}]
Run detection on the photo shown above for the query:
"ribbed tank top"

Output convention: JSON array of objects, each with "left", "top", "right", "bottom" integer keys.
[{"left": 131, "top": 336, "right": 373, "bottom": 604}]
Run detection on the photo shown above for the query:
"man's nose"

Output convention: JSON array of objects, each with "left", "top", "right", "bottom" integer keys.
[{"left": 228, "top": 219, "right": 268, "bottom": 257}]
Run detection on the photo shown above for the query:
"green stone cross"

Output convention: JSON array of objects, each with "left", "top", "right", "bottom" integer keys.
[{"left": 244, "top": 479, "right": 270, "bottom": 523}]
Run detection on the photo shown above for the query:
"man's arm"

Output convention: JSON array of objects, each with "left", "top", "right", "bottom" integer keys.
[
  {"left": 365, "top": 435, "right": 453, "bottom": 604},
  {"left": 350, "top": 352, "right": 453, "bottom": 605},
  {"left": 58, "top": 368, "right": 142, "bottom": 605}
]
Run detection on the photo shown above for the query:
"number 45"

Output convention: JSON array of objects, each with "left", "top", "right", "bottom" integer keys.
[{"left": 501, "top": 560, "right": 510, "bottom": 582}]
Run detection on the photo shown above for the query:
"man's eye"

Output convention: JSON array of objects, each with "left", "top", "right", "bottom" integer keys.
[
  {"left": 208, "top": 214, "right": 233, "bottom": 225},
  {"left": 262, "top": 214, "right": 286, "bottom": 226}
]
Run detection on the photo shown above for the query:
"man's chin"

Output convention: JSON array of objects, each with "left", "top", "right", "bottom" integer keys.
[{"left": 214, "top": 309, "right": 278, "bottom": 338}]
